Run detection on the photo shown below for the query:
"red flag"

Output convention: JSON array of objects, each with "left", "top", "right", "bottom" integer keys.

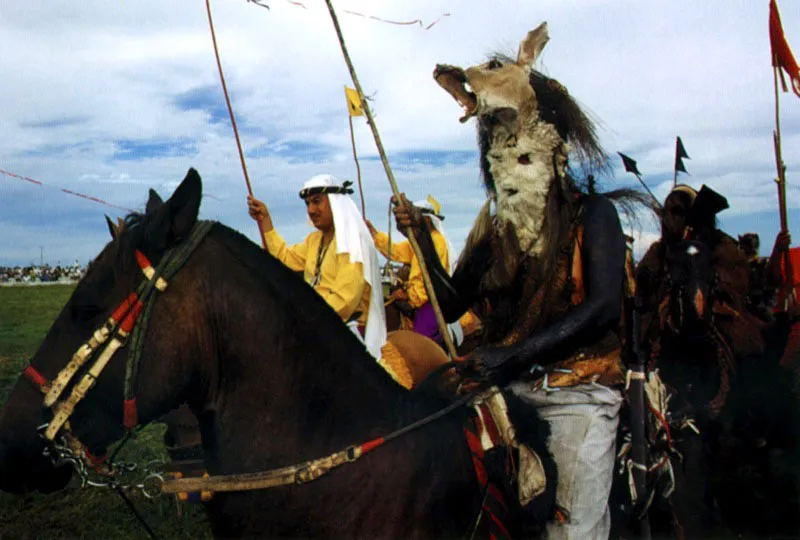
[{"left": 770, "top": 0, "right": 800, "bottom": 97}]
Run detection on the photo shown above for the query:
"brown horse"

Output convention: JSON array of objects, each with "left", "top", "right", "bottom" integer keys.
[
  {"left": 0, "top": 169, "right": 556, "bottom": 538},
  {"left": 641, "top": 238, "right": 800, "bottom": 538}
]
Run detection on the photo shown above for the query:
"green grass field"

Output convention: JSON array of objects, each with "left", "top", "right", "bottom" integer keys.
[{"left": 0, "top": 285, "right": 211, "bottom": 539}]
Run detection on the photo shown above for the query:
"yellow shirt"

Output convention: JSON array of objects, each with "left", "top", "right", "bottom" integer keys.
[
  {"left": 372, "top": 230, "right": 449, "bottom": 309},
  {"left": 264, "top": 229, "right": 370, "bottom": 325}
]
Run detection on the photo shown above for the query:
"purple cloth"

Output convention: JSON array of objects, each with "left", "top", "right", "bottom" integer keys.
[{"left": 413, "top": 302, "right": 442, "bottom": 343}]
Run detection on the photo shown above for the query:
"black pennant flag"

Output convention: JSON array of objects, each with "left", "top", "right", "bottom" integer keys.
[
  {"left": 618, "top": 152, "right": 641, "bottom": 175},
  {"left": 675, "top": 136, "right": 690, "bottom": 174}
]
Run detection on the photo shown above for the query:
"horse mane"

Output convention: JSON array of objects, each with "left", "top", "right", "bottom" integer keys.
[
  {"left": 103, "top": 210, "right": 383, "bottom": 371},
  {"left": 209, "top": 223, "right": 383, "bottom": 364}
]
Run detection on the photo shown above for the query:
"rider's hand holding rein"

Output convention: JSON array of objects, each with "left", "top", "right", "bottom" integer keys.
[{"left": 247, "top": 195, "right": 274, "bottom": 233}]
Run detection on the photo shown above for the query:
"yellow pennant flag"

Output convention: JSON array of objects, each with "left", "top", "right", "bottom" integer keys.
[
  {"left": 426, "top": 194, "right": 442, "bottom": 216},
  {"left": 344, "top": 86, "right": 364, "bottom": 117}
]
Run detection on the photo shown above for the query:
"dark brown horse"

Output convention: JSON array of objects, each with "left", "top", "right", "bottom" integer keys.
[
  {"left": 643, "top": 238, "right": 800, "bottom": 538},
  {"left": 0, "top": 169, "right": 555, "bottom": 538}
]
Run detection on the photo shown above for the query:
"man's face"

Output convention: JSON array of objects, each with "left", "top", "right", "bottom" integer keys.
[
  {"left": 662, "top": 191, "right": 692, "bottom": 245},
  {"left": 305, "top": 194, "right": 334, "bottom": 231}
]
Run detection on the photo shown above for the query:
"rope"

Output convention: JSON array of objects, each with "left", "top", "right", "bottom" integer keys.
[
  {"left": 114, "top": 485, "right": 158, "bottom": 540},
  {"left": 467, "top": 485, "right": 490, "bottom": 540},
  {"left": 0, "top": 167, "right": 136, "bottom": 213}
]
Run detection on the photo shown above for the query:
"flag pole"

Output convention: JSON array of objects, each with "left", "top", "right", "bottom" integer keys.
[
  {"left": 773, "top": 54, "right": 794, "bottom": 310},
  {"left": 773, "top": 58, "right": 789, "bottom": 234},
  {"left": 672, "top": 137, "right": 677, "bottom": 188},
  {"left": 348, "top": 114, "right": 366, "bottom": 215},
  {"left": 635, "top": 172, "right": 663, "bottom": 211},
  {"left": 672, "top": 159, "right": 678, "bottom": 188},
  {"left": 618, "top": 153, "right": 663, "bottom": 210},
  {"left": 324, "top": 0, "right": 458, "bottom": 358}
]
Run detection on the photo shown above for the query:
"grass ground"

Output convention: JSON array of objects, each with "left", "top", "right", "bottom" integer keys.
[{"left": 0, "top": 285, "right": 211, "bottom": 539}]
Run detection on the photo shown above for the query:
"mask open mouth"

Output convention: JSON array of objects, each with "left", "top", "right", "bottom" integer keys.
[{"left": 433, "top": 64, "right": 478, "bottom": 123}]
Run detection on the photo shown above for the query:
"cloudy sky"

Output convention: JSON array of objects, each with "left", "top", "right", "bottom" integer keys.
[{"left": 1, "top": 1, "right": 799, "bottom": 267}]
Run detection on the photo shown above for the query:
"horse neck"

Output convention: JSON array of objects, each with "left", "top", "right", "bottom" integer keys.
[{"left": 192, "top": 229, "right": 409, "bottom": 471}]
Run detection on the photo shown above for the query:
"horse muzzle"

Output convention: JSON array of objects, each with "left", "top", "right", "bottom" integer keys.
[{"left": 0, "top": 441, "right": 74, "bottom": 494}]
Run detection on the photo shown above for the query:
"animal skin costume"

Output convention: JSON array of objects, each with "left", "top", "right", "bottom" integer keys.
[{"left": 416, "top": 23, "right": 634, "bottom": 538}]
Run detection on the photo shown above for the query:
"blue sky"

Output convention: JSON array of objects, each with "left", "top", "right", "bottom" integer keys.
[{"left": 1, "top": 1, "right": 800, "bottom": 267}]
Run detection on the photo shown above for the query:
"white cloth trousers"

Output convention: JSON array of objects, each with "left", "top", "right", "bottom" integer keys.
[{"left": 508, "top": 381, "right": 622, "bottom": 540}]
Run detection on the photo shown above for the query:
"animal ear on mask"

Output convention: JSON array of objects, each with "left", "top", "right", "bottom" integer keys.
[
  {"left": 516, "top": 22, "right": 549, "bottom": 69},
  {"left": 146, "top": 188, "right": 164, "bottom": 214}
]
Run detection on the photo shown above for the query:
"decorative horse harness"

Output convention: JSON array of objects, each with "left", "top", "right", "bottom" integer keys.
[
  {"left": 19, "top": 220, "right": 530, "bottom": 529},
  {"left": 22, "top": 221, "right": 214, "bottom": 475}
]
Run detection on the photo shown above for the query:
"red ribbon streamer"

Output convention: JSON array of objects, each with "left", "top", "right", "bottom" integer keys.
[{"left": 0, "top": 167, "right": 135, "bottom": 213}]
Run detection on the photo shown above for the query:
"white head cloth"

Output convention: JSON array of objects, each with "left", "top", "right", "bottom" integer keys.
[
  {"left": 412, "top": 199, "right": 464, "bottom": 346},
  {"left": 303, "top": 174, "right": 387, "bottom": 359}
]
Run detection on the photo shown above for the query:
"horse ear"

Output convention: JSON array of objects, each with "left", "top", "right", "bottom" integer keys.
[
  {"left": 165, "top": 168, "right": 202, "bottom": 241},
  {"left": 516, "top": 22, "right": 549, "bottom": 69},
  {"left": 141, "top": 169, "right": 202, "bottom": 253},
  {"left": 105, "top": 215, "right": 118, "bottom": 239},
  {"left": 146, "top": 189, "right": 164, "bottom": 214}
]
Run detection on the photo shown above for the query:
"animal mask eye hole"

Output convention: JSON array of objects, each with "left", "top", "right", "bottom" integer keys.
[{"left": 518, "top": 154, "right": 531, "bottom": 165}]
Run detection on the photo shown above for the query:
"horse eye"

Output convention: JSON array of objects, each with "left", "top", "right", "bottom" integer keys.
[{"left": 487, "top": 59, "right": 503, "bottom": 70}]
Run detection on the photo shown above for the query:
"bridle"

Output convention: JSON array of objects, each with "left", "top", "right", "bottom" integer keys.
[
  {"left": 658, "top": 250, "right": 737, "bottom": 417},
  {"left": 22, "top": 220, "right": 214, "bottom": 473},
  {"left": 16, "top": 218, "right": 495, "bottom": 535},
  {"left": 661, "top": 245, "right": 719, "bottom": 339}
]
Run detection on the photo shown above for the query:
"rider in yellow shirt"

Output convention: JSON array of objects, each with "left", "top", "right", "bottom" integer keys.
[
  {"left": 248, "top": 175, "right": 386, "bottom": 359},
  {"left": 366, "top": 199, "right": 462, "bottom": 345}
]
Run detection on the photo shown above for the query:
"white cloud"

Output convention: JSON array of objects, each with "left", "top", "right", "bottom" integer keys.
[{"left": 1, "top": 1, "right": 800, "bottom": 267}]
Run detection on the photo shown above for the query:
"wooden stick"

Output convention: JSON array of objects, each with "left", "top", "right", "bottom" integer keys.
[
  {"left": 205, "top": 0, "right": 267, "bottom": 250},
  {"left": 773, "top": 61, "right": 789, "bottom": 233},
  {"left": 324, "top": 0, "right": 458, "bottom": 358},
  {"left": 348, "top": 115, "right": 366, "bottom": 215},
  {"left": 773, "top": 61, "right": 794, "bottom": 309}
]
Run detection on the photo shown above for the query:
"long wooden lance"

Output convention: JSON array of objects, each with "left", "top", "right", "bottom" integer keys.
[
  {"left": 323, "top": 0, "right": 458, "bottom": 358},
  {"left": 205, "top": 0, "right": 267, "bottom": 250}
]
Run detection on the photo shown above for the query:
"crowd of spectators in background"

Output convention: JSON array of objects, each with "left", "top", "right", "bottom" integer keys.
[{"left": 0, "top": 262, "right": 85, "bottom": 284}]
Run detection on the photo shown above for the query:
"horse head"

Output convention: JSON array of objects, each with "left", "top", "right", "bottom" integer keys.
[
  {"left": 0, "top": 169, "right": 204, "bottom": 494},
  {"left": 664, "top": 239, "right": 716, "bottom": 337}
]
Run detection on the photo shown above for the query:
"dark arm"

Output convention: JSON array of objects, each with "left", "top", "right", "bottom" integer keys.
[
  {"left": 413, "top": 220, "right": 491, "bottom": 322},
  {"left": 392, "top": 195, "right": 490, "bottom": 322},
  {"left": 473, "top": 196, "right": 626, "bottom": 378}
]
